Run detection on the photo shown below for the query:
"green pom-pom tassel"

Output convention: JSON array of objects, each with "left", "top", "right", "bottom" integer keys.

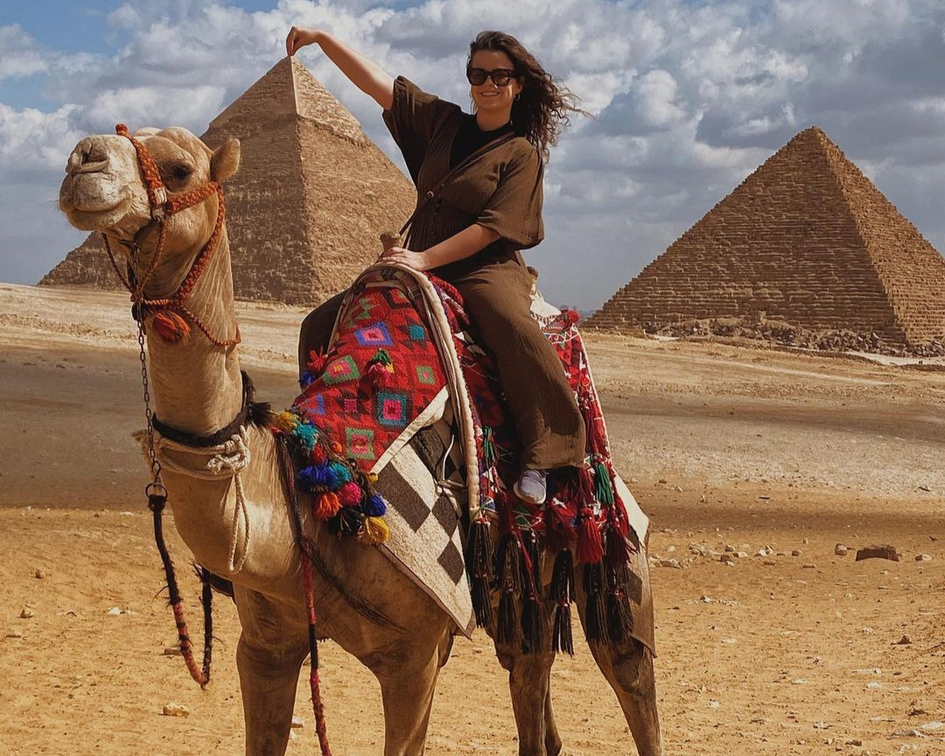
[
  {"left": 593, "top": 460, "right": 614, "bottom": 505},
  {"left": 292, "top": 422, "right": 318, "bottom": 452},
  {"left": 371, "top": 348, "right": 393, "bottom": 366}
]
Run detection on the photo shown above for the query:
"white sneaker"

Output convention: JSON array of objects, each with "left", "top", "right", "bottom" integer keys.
[{"left": 514, "top": 469, "right": 548, "bottom": 505}]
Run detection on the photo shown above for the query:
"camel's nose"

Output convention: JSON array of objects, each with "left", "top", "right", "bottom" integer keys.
[{"left": 65, "top": 137, "right": 110, "bottom": 176}]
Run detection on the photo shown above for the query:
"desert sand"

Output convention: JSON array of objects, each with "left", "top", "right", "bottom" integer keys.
[{"left": 1, "top": 282, "right": 943, "bottom": 756}]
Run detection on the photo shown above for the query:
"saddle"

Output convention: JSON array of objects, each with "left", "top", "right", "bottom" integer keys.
[{"left": 274, "top": 263, "right": 651, "bottom": 652}]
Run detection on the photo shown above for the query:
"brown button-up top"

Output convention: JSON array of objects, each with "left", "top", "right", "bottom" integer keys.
[{"left": 382, "top": 75, "right": 545, "bottom": 278}]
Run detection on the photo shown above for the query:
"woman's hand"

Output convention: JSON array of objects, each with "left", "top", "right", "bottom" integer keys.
[
  {"left": 286, "top": 26, "right": 321, "bottom": 57},
  {"left": 379, "top": 246, "right": 432, "bottom": 271}
]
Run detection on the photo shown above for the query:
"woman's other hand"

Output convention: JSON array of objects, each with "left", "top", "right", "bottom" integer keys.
[
  {"left": 379, "top": 246, "right": 431, "bottom": 272},
  {"left": 286, "top": 26, "right": 321, "bottom": 57}
]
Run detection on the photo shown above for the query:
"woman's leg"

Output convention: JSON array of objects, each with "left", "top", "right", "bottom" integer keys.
[
  {"left": 297, "top": 290, "right": 347, "bottom": 379},
  {"left": 448, "top": 258, "right": 586, "bottom": 470}
]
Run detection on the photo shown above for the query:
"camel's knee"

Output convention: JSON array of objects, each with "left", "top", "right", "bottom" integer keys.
[
  {"left": 494, "top": 643, "right": 555, "bottom": 683},
  {"left": 493, "top": 640, "right": 518, "bottom": 673},
  {"left": 494, "top": 642, "right": 554, "bottom": 673},
  {"left": 237, "top": 635, "right": 307, "bottom": 687},
  {"left": 608, "top": 639, "right": 657, "bottom": 699}
]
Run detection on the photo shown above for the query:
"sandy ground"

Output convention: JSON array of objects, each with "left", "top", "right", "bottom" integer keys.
[{"left": 1, "top": 283, "right": 944, "bottom": 755}]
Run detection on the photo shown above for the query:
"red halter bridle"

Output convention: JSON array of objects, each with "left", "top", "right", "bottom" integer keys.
[{"left": 103, "top": 123, "right": 240, "bottom": 347}]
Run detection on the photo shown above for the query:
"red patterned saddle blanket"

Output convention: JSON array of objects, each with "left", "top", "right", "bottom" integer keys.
[{"left": 276, "top": 264, "right": 647, "bottom": 652}]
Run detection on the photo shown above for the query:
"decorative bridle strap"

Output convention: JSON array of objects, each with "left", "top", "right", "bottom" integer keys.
[
  {"left": 115, "top": 123, "right": 219, "bottom": 222},
  {"left": 106, "top": 122, "right": 239, "bottom": 699},
  {"left": 104, "top": 123, "right": 239, "bottom": 348}
]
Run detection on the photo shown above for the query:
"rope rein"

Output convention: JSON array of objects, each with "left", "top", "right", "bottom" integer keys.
[{"left": 277, "top": 435, "right": 333, "bottom": 756}]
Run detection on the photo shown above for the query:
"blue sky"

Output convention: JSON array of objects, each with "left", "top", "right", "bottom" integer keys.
[{"left": 2, "top": 0, "right": 944, "bottom": 309}]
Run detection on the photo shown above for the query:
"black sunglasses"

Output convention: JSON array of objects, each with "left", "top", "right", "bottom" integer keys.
[{"left": 466, "top": 67, "right": 517, "bottom": 87}]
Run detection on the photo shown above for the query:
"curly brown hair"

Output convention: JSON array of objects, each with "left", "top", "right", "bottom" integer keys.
[{"left": 467, "top": 30, "right": 589, "bottom": 162}]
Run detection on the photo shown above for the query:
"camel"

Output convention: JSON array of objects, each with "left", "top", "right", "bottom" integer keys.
[{"left": 58, "top": 124, "right": 664, "bottom": 756}]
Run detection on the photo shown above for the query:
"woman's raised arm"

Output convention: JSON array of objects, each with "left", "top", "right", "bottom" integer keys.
[{"left": 286, "top": 27, "right": 394, "bottom": 110}]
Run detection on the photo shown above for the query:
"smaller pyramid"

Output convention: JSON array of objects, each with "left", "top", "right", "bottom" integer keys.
[
  {"left": 39, "top": 234, "right": 119, "bottom": 291},
  {"left": 586, "top": 127, "right": 945, "bottom": 347},
  {"left": 42, "top": 57, "right": 416, "bottom": 306}
]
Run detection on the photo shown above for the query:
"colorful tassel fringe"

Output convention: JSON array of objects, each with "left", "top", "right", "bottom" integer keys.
[
  {"left": 365, "top": 349, "right": 395, "bottom": 389},
  {"left": 465, "top": 519, "right": 494, "bottom": 630},
  {"left": 274, "top": 408, "right": 389, "bottom": 548}
]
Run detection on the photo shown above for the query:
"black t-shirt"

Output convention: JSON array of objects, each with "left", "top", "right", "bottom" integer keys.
[{"left": 449, "top": 113, "right": 514, "bottom": 169}]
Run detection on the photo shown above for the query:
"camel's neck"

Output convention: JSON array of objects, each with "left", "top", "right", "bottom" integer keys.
[{"left": 146, "top": 230, "right": 243, "bottom": 437}]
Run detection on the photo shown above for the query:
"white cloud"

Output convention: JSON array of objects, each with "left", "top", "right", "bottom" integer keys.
[
  {"left": 0, "top": 103, "right": 84, "bottom": 171},
  {"left": 631, "top": 70, "right": 684, "bottom": 129},
  {"left": 87, "top": 85, "right": 227, "bottom": 132},
  {"left": 0, "top": 24, "right": 47, "bottom": 79}
]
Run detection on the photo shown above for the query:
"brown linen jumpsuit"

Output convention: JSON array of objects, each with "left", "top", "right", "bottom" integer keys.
[{"left": 299, "top": 75, "right": 585, "bottom": 470}]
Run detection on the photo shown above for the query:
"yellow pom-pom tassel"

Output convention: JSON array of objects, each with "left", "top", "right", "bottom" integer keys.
[
  {"left": 315, "top": 492, "right": 342, "bottom": 520},
  {"left": 272, "top": 411, "right": 299, "bottom": 434},
  {"left": 367, "top": 472, "right": 379, "bottom": 484},
  {"left": 360, "top": 516, "right": 389, "bottom": 545}
]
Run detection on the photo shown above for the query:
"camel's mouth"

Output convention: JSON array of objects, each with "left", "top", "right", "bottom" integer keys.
[
  {"left": 59, "top": 169, "right": 136, "bottom": 231},
  {"left": 61, "top": 195, "right": 134, "bottom": 232}
]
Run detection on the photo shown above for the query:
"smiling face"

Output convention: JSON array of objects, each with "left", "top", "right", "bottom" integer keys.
[{"left": 468, "top": 49, "right": 523, "bottom": 119}]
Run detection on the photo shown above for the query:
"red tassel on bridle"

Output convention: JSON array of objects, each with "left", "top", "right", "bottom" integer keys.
[{"left": 150, "top": 308, "right": 191, "bottom": 343}]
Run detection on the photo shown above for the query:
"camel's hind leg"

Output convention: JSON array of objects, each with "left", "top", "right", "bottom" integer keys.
[
  {"left": 368, "top": 619, "right": 455, "bottom": 756},
  {"left": 493, "top": 638, "right": 561, "bottom": 756},
  {"left": 575, "top": 576, "right": 664, "bottom": 756},
  {"left": 489, "top": 554, "right": 562, "bottom": 756}
]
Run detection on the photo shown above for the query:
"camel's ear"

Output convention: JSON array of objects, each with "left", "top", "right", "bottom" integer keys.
[{"left": 210, "top": 138, "right": 240, "bottom": 182}]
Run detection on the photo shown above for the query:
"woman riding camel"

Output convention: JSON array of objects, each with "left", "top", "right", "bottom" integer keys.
[{"left": 288, "top": 27, "right": 586, "bottom": 505}]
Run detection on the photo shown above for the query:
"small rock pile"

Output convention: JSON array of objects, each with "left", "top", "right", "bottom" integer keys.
[{"left": 643, "top": 316, "right": 945, "bottom": 357}]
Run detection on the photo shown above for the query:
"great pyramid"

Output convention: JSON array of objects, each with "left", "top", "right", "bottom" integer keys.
[
  {"left": 41, "top": 57, "right": 416, "bottom": 306},
  {"left": 586, "top": 127, "right": 945, "bottom": 347}
]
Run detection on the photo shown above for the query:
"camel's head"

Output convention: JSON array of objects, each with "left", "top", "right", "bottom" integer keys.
[{"left": 59, "top": 126, "right": 240, "bottom": 290}]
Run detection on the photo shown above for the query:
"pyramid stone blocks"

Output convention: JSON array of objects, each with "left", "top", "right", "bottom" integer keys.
[
  {"left": 42, "top": 57, "right": 416, "bottom": 307},
  {"left": 587, "top": 127, "right": 945, "bottom": 348}
]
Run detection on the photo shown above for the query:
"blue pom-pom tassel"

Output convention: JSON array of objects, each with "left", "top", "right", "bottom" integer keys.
[
  {"left": 327, "top": 461, "right": 352, "bottom": 485},
  {"left": 299, "top": 370, "right": 317, "bottom": 388},
  {"left": 362, "top": 493, "right": 387, "bottom": 517},
  {"left": 297, "top": 462, "right": 336, "bottom": 491}
]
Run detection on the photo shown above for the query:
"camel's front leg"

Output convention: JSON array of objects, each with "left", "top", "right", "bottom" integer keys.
[
  {"left": 237, "top": 631, "right": 309, "bottom": 756},
  {"left": 233, "top": 588, "right": 309, "bottom": 756},
  {"left": 369, "top": 622, "right": 455, "bottom": 756}
]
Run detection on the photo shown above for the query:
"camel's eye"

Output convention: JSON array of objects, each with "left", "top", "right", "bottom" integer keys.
[{"left": 169, "top": 164, "right": 192, "bottom": 182}]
